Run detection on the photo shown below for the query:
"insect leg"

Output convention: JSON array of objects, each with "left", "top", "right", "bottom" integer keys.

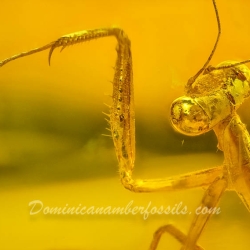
[
  {"left": 0, "top": 28, "right": 225, "bottom": 196},
  {"left": 148, "top": 177, "right": 226, "bottom": 249},
  {"left": 181, "top": 177, "right": 227, "bottom": 250},
  {"left": 149, "top": 224, "right": 203, "bottom": 250},
  {"left": 123, "top": 166, "right": 223, "bottom": 192},
  {"left": 0, "top": 29, "right": 224, "bottom": 193},
  {"left": 106, "top": 30, "right": 224, "bottom": 193},
  {"left": 223, "top": 115, "right": 250, "bottom": 212},
  {"left": 0, "top": 27, "right": 129, "bottom": 67}
]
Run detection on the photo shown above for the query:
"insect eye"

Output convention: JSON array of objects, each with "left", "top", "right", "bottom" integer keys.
[{"left": 170, "top": 97, "right": 210, "bottom": 136}]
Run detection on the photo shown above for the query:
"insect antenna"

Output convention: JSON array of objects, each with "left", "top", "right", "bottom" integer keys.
[{"left": 186, "top": 0, "right": 221, "bottom": 88}]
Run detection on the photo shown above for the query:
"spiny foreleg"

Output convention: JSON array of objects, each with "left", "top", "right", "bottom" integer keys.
[
  {"left": 0, "top": 27, "right": 223, "bottom": 194},
  {"left": 0, "top": 27, "right": 127, "bottom": 67}
]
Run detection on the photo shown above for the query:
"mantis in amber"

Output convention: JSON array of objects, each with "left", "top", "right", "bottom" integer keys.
[{"left": 1, "top": 0, "right": 250, "bottom": 249}]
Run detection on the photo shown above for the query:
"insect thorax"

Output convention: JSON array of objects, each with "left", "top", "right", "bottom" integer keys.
[{"left": 170, "top": 61, "right": 250, "bottom": 136}]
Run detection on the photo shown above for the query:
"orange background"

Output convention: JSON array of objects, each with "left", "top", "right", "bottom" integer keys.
[{"left": 0, "top": 0, "right": 250, "bottom": 249}]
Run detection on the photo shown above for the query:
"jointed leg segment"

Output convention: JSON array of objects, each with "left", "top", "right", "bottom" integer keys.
[
  {"left": 0, "top": 27, "right": 228, "bottom": 249},
  {"left": 149, "top": 177, "right": 227, "bottom": 250},
  {"left": 0, "top": 27, "right": 223, "bottom": 191},
  {"left": 149, "top": 224, "right": 204, "bottom": 250}
]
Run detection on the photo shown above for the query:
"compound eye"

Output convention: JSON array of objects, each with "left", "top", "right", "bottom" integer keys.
[{"left": 170, "top": 97, "right": 210, "bottom": 136}]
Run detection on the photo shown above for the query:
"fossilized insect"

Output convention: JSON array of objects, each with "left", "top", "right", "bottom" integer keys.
[{"left": 1, "top": 0, "right": 250, "bottom": 249}]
